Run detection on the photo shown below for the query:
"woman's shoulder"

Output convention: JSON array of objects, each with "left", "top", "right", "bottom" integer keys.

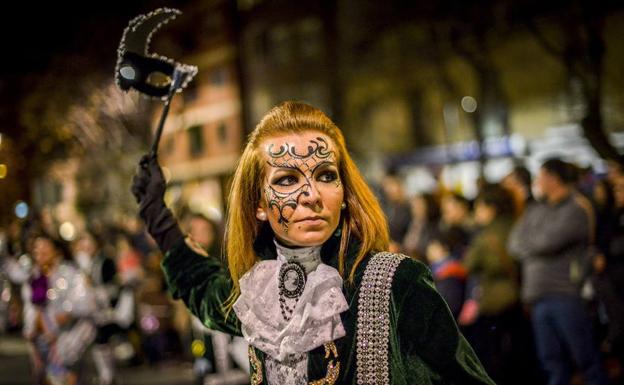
[{"left": 362, "top": 251, "right": 435, "bottom": 293}]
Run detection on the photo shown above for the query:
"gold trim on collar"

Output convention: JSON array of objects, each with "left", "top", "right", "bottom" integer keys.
[
  {"left": 248, "top": 342, "right": 340, "bottom": 385},
  {"left": 249, "top": 346, "right": 263, "bottom": 385},
  {"left": 309, "top": 342, "right": 340, "bottom": 385}
]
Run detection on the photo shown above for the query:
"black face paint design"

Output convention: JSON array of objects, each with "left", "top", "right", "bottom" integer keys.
[{"left": 264, "top": 137, "right": 339, "bottom": 233}]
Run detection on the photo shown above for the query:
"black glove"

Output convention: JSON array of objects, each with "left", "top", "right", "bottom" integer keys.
[{"left": 131, "top": 155, "right": 184, "bottom": 252}]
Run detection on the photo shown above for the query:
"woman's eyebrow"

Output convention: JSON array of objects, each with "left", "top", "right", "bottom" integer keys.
[
  {"left": 267, "top": 162, "right": 300, "bottom": 172},
  {"left": 311, "top": 160, "right": 337, "bottom": 174}
]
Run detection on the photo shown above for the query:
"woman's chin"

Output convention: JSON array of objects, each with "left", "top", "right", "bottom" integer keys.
[{"left": 278, "top": 229, "right": 333, "bottom": 247}]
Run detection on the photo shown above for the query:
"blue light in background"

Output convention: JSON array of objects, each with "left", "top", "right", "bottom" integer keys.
[{"left": 15, "top": 201, "right": 29, "bottom": 219}]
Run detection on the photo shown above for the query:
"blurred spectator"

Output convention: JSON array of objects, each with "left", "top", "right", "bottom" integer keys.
[
  {"left": 379, "top": 171, "right": 412, "bottom": 253},
  {"left": 440, "top": 192, "right": 473, "bottom": 260},
  {"left": 402, "top": 193, "right": 440, "bottom": 261},
  {"left": 185, "top": 213, "right": 221, "bottom": 257},
  {"left": 136, "top": 248, "right": 179, "bottom": 366},
  {"left": 2, "top": 236, "right": 34, "bottom": 337},
  {"left": 115, "top": 232, "right": 144, "bottom": 286},
  {"left": 73, "top": 231, "right": 123, "bottom": 385},
  {"left": 592, "top": 179, "right": 616, "bottom": 255},
  {"left": 182, "top": 213, "right": 250, "bottom": 381},
  {"left": 606, "top": 159, "right": 624, "bottom": 185},
  {"left": 508, "top": 158, "right": 608, "bottom": 385},
  {"left": 126, "top": 216, "right": 155, "bottom": 259},
  {"left": 26, "top": 233, "right": 96, "bottom": 385},
  {"left": 501, "top": 165, "right": 533, "bottom": 216},
  {"left": 592, "top": 175, "right": 624, "bottom": 376},
  {"left": 462, "top": 184, "right": 523, "bottom": 384},
  {"left": 425, "top": 230, "right": 467, "bottom": 318}
]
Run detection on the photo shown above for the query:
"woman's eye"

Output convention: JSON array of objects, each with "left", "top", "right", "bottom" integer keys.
[
  {"left": 274, "top": 175, "right": 298, "bottom": 186},
  {"left": 318, "top": 171, "right": 338, "bottom": 183}
]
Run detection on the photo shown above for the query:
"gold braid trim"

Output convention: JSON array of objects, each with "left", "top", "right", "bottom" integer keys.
[
  {"left": 248, "top": 341, "right": 340, "bottom": 384},
  {"left": 309, "top": 342, "right": 340, "bottom": 385},
  {"left": 249, "top": 346, "right": 263, "bottom": 385}
]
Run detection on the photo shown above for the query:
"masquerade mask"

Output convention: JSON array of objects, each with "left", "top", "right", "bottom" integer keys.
[{"left": 115, "top": 8, "right": 197, "bottom": 99}]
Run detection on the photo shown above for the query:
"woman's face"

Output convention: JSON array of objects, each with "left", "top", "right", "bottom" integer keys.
[
  {"left": 33, "top": 237, "right": 59, "bottom": 269},
  {"left": 441, "top": 196, "right": 467, "bottom": 225},
  {"left": 410, "top": 195, "right": 427, "bottom": 219},
  {"left": 257, "top": 131, "right": 344, "bottom": 247},
  {"left": 474, "top": 201, "right": 495, "bottom": 225}
]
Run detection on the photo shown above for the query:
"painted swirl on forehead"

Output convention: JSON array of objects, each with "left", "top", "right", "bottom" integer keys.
[
  {"left": 263, "top": 137, "right": 338, "bottom": 232},
  {"left": 267, "top": 137, "right": 333, "bottom": 161}
]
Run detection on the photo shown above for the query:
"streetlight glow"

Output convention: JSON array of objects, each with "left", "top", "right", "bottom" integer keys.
[{"left": 461, "top": 96, "right": 478, "bottom": 113}]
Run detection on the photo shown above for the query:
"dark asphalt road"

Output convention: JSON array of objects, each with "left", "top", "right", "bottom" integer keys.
[{"left": 0, "top": 333, "right": 196, "bottom": 385}]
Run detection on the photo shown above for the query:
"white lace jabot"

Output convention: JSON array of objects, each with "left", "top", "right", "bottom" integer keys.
[{"left": 232, "top": 240, "right": 348, "bottom": 361}]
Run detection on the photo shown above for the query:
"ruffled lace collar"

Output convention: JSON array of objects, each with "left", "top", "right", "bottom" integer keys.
[
  {"left": 233, "top": 239, "right": 348, "bottom": 361},
  {"left": 274, "top": 240, "right": 322, "bottom": 274}
]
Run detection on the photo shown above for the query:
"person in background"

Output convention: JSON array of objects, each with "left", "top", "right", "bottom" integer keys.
[
  {"left": 592, "top": 178, "right": 616, "bottom": 258},
  {"left": 508, "top": 158, "right": 608, "bottom": 385},
  {"left": 440, "top": 192, "right": 473, "bottom": 260},
  {"left": 425, "top": 231, "right": 467, "bottom": 319},
  {"left": 114, "top": 232, "right": 143, "bottom": 364},
  {"left": 462, "top": 184, "right": 522, "bottom": 385},
  {"left": 126, "top": 217, "right": 155, "bottom": 260},
  {"left": 501, "top": 165, "right": 533, "bottom": 217},
  {"left": 184, "top": 213, "right": 221, "bottom": 258},
  {"left": 73, "top": 231, "right": 121, "bottom": 385},
  {"left": 379, "top": 171, "right": 412, "bottom": 253},
  {"left": 182, "top": 212, "right": 250, "bottom": 383},
  {"left": 592, "top": 175, "right": 624, "bottom": 379},
  {"left": 27, "top": 233, "right": 96, "bottom": 385},
  {"left": 402, "top": 193, "right": 441, "bottom": 261},
  {"left": 606, "top": 158, "right": 624, "bottom": 185},
  {"left": 115, "top": 232, "right": 143, "bottom": 287}
]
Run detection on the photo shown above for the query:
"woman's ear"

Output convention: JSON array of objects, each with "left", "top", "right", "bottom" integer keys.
[{"left": 256, "top": 208, "right": 268, "bottom": 221}]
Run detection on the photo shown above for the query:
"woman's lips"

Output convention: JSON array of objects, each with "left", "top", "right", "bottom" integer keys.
[{"left": 295, "top": 217, "right": 326, "bottom": 226}]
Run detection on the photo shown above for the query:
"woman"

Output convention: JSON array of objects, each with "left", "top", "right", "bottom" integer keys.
[
  {"left": 25, "top": 234, "right": 96, "bottom": 385},
  {"left": 439, "top": 192, "right": 474, "bottom": 261},
  {"left": 132, "top": 101, "right": 494, "bottom": 384},
  {"left": 402, "top": 193, "right": 441, "bottom": 260},
  {"left": 461, "top": 184, "right": 521, "bottom": 383},
  {"left": 73, "top": 231, "right": 122, "bottom": 385}
]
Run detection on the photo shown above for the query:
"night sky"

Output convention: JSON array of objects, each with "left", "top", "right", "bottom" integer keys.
[{"left": 0, "top": 1, "right": 192, "bottom": 138}]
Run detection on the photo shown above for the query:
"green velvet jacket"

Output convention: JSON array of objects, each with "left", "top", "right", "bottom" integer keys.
[{"left": 161, "top": 229, "right": 495, "bottom": 385}]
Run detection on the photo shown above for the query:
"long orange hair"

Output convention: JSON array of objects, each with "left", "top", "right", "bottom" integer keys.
[{"left": 224, "top": 101, "right": 389, "bottom": 309}]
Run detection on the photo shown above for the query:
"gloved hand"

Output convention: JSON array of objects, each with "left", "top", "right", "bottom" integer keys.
[
  {"left": 131, "top": 155, "right": 166, "bottom": 204},
  {"left": 131, "top": 155, "right": 183, "bottom": 252}
]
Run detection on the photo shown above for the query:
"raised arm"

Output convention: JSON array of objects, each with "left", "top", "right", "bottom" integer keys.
[
  {"left": 131, "top": 155, "right": 185, "bottom": 253},
  {"left": 131, "top": 155, "right": 240, "bottom": 335}
]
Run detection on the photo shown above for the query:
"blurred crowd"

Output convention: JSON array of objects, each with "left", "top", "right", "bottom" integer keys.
[
  {"left": 0, "top": 210, "right": 248, "bottom": 385},
  {"left": 378, "top": 157, "right": 624, "bottom": 385},
  {"left": 2, "top": 155, "right": 624, "bottom": 385}
]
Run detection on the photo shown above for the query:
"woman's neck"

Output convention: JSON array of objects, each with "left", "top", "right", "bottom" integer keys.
[{"left": 274, "top": 239, "right": 322, "bottom": 274}]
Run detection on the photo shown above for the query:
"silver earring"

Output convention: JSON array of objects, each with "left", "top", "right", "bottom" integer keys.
[{"left": 341, "top": 202, "right": 347, "bottom": 210}]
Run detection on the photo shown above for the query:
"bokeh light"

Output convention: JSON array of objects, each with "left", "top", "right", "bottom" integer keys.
[
  {"left": 191, "top": 339, "right": 206, "bottom": 357},
  {"left": 461, "top": 96, "right": 478, "bottom": 113},
  {"left": 0, "top": 164, "right": 6, "bottom": 179},
  {"left": 140, "top": 315, "right": 160, "bottom": 333},
  {"left": 15, "top": 201, "right": 29, "bottom": 219},
  {"left": 59, "top": 222, "right": 76, "bottom": 241}
]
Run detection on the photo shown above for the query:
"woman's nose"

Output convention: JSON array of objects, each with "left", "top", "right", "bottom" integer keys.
[{"left": 298, "top": 182, "right": 322, "bottom": 208}]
